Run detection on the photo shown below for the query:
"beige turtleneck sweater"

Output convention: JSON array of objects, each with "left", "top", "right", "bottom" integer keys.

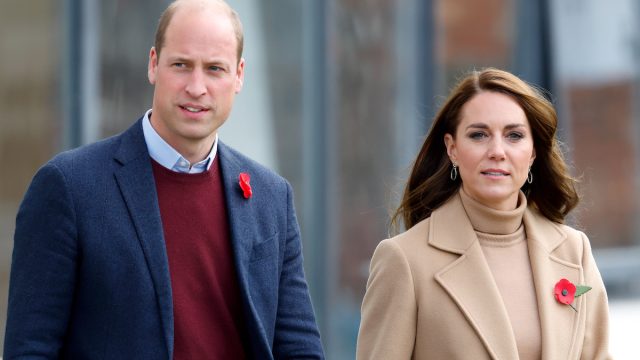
[{"left": 459, "top": 189, "right": 542, "bottom": 360}]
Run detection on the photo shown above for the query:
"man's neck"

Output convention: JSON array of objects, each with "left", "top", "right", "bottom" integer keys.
[
  {"left": 148, "top": 114, "right": 216, "bottom": 164},
  {"left": 172, "top": 138, "right": 216, "bottom": 165}
]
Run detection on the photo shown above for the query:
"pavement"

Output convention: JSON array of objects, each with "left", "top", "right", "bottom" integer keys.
[{"left": 609, "top": 298, "right": 640, "bottom": 359}]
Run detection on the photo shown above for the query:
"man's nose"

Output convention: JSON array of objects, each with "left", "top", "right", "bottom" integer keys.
[{"left": 185, "top": 70, "right": 207, "bottom": 97}]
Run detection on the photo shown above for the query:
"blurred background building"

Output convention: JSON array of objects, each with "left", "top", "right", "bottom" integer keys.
[{"left": 1, "top": 0, "right": 639, "bottom": 358}]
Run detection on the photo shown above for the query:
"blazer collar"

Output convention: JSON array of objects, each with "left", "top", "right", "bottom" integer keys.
[
  {"left": 113, "top": 118, "right": 149, "bottom": 165},
  {"left": 217, "top": 141, "right": 272, "bottom": 357},
  {"left": 113, "top": 119, "right": 174, "bottom": 358},
  {"left": 112, "top": 124, "right": 273, "bottom": 358},
  {"left": 430, "top": 193, "right": 580, "bottom": 359},
  {"left": 217, "top": 141, "right": 254, "bottom": 263}
]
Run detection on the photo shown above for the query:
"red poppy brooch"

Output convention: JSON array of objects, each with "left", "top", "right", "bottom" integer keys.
[
  {"left": 554, "top": 278, "right": 591, "bottom": 312},
  {"left": 239, "top": 172, "right": 252, "bottom": 199}
]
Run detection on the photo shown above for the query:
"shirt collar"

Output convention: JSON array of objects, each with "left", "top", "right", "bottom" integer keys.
[{"left": 142, "top": 109, "right": 218, "bottom": 174}]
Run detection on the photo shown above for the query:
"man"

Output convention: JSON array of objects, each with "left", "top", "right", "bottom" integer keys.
[{"left": 4, "top": 0, "right": 324, "bottom": 358}]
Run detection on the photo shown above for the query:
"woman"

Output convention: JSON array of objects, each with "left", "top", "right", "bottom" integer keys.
[{"left": 356, "top": 68, "right": 611, "bottom": 359}]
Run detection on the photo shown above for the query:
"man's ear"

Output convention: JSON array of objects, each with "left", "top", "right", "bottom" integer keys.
[
  {"left": 148, "top": 47, "right": 158, "bottom": 85},
  {"left": 444, "top": 133, "right": 457, "bottom": 162},
  {"left": 234, "top": 57, "right": 245, "bottom": 93}
]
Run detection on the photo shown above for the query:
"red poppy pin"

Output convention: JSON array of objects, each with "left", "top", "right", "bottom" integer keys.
[
  {"left": 239, "top": 172, "right": 252, "bottom": 199},
  {"left": 554, "top": 278, "right": 591, "bottom": 312}
]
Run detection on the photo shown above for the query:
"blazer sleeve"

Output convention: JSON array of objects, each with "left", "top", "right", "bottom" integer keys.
[
  {"left": 271, "top": 182, "right": 324, "bottom": 359},
  {"left": 357, "top": 239, "right": 417, "bottom": 360},
  {"left": 579, "top": 232, "right": 612, "bottom": 360},
  {"left": 4, "top": 162, "right": 78, "bottom": 358}
]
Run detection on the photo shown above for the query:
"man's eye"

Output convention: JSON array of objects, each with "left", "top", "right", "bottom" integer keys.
[{"left": 172, "top": 63, "right": 185, "bottom": 68}]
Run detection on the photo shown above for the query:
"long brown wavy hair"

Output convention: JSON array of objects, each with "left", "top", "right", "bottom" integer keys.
[{"left": 392, "top": 68, "right": 579, "bottom": 231}]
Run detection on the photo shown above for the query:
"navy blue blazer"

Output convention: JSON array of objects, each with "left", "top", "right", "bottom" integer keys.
[{"left": 4, "top": 119, "right": 324, "bottom": 359}]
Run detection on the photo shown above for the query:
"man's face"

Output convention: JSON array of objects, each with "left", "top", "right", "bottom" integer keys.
[{"left": 147, "top": 4, "right": 244, "bottom": 155}]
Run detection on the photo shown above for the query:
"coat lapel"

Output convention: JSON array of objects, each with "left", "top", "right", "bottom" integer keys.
[
  {"left": 113, "top": 120, "right": 174, "bottom": 357},
  {"left": 431, "top": 194, "right": 519, "bottom": 360},
  {"left": 428, "top": 194, "right": 584, "bottom": 359},
  {"left": 217, "top": 142, "right": 271, "bottom": 356},
  {"left": 524, "top": 210, "right": 582, "bottom": 359}
]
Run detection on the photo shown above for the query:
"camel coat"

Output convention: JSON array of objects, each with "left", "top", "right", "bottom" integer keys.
[{"left": 357, "top": 194, "right": 611, "bottom": 359}]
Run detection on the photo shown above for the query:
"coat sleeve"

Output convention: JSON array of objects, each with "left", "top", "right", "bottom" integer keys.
[
  {"left": 271, "top": 181, "right": 324, "bottom": 359},
  {"left": 356, "top": 239, "right": 417, "bottom": 360},
  {"left": 4, "top": 162, "right": 78, "bottom": 358},
  {"left": 579, "top": 232, "right": 612, "bottom": 360}
]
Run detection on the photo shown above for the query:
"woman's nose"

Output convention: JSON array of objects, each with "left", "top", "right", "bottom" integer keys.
[{"left": 488, "top": 139, "right": 506, "bottom": 160}]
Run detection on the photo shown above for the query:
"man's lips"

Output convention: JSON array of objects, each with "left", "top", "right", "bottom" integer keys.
[{"left": 179, "top": 104, "right": 209, "bottom": 113}]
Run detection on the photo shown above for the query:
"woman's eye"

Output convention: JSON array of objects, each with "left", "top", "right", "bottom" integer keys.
[
  {"left": 507, "top": 132, "right": 524, "bottom": 140},
  {"left": 469, "top": 132, "right": 487, "bottom": 140}
]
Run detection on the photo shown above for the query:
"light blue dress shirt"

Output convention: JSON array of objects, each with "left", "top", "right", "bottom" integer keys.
[{"left": 141, "top": 109, "right": 218, "bottom": 174}]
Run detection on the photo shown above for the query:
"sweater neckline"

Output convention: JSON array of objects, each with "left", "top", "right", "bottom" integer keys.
[
  {"left": 150, "top": 158, "right": 217, "bottom": 184},
  {"left": 459, "top": 188, "right": 526, "bottom": 235}
]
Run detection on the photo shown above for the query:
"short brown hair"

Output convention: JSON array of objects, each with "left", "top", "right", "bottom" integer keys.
[
  {"left": 153, "top": 0, "right": 244, "bottom": 62},
  {"left": 392, "top": 68, "right": 579, "bottom": 231}
]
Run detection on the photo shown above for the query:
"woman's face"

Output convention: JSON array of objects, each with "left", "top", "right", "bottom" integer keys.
[{"left": 444, "top": 91, "right": 536, "bottom": 210}]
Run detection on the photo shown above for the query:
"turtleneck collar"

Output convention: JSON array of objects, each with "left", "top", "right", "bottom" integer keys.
[{"left": 459, "top": 188, "right": 527, "bottom": 235}]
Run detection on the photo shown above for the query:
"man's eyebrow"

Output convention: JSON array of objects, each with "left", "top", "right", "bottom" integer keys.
[{"left": 165, "top": 56, "right": 190, "bottom": 62}]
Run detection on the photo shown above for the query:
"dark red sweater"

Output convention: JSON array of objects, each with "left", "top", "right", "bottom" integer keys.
[{"left": 152, "top": 158, "right": 247, "bottom": 359}]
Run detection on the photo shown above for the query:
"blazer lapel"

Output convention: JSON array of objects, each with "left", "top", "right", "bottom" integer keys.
[
  {"left": 113, "top": 120, "right": 174, "bottom": 357},
  {"left": 431, "top": 194, "right": 519, "bottom": 360},
  {"left": 217, "top": 142, "right": 271, "bottom": 356},
  {"left": 524, "top": 210, "right": 581, "bottom": 359},
  {"left": 217, "top": 143, "right": 254, "bottom": 264}
]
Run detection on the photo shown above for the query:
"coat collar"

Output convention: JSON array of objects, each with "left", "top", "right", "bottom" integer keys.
[
  {"left": 523, "top": 209, "right": 582, "bottom": 359},
  {"left": 430, "top": 193, "right": 519, "bottom": 359},
  {"left": 430, "top": 193, "right": 582, "bottom": 359}
]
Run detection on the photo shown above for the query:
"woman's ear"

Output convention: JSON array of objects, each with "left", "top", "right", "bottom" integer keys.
[
  {"left": 444, "top": 133, "right": 456, "bottom": 162},
  {"left": 530, "top": 147, "right": 536, "bottom": 166}
]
